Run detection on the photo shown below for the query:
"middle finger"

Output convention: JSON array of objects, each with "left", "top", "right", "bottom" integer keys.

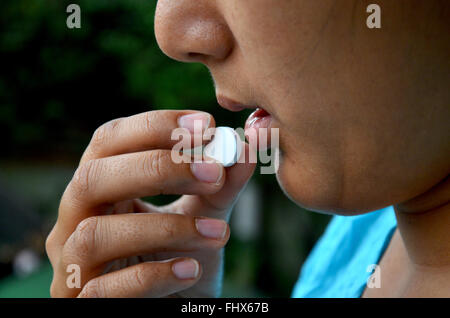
[{"left": 57, "top": 150, "right": 225, "bottom": 244}]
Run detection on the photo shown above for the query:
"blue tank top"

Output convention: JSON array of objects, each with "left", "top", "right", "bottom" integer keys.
[{"left": 291, "top": 206, "right": 397, "bottom": 298}]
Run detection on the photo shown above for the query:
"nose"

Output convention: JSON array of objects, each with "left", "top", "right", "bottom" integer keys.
[{"left": 154, "top": 0, "right": 233, "bottom": 64}]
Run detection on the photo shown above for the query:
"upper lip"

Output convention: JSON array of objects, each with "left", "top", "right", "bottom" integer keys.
[{"left": 216, "top": 94, "right": 259, "bottom": 112}]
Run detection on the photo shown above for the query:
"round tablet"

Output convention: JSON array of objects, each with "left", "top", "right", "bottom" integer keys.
[{"left": 203, "top": 126, "right": 242, "bottom": 167}]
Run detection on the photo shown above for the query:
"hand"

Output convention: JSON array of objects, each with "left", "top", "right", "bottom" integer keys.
[{"left": 45, "top": 110, "right": 256, "bottom": 297}]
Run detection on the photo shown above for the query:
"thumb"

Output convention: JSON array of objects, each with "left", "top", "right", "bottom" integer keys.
[{"left": 163, "top": 141, "right": 256, "bottom": 220}]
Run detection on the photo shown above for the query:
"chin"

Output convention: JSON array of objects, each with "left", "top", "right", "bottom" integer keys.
[{"left": 274, "top": 153, "right": 384, "bottom": 216}]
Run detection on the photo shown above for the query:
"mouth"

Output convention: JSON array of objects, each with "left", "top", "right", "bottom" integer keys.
[{"left": 216, "top": 94, "right": 273, "bottom": 150}]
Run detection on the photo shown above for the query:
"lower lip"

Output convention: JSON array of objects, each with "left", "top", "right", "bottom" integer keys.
[{"left": 244, "top": 108, "right": 273, "bottom": 150}]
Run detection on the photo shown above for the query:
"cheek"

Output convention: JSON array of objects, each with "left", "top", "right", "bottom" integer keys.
[{"left": 224, "top": 0, "right": 335, "bottom": 78}]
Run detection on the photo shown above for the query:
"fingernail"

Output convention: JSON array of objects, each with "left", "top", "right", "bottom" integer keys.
[
  {"left": 195, "top": 218, "right": 227, "bottom": 239},
  {"left": 191, "top": 162, "right": 223, "bottom": 184},
  {"left": 172, "top": 259, "right": 199, "bottom": 280},
  {"left": 178, "top": 113, "right": 211, "bottom": 134}
]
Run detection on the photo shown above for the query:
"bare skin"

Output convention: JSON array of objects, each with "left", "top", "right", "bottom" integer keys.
[
  {"left": 46, "top": 111, "right": 256, "bottom": 297},
  {"left": 157, "top": 0, "right": 450, "bottom": 297},
  {"left": 47, "top": 0, "right": 449, "bottom": 297},
  {"left": 363, "top": 177, "right": 450, "bottom": 297}
]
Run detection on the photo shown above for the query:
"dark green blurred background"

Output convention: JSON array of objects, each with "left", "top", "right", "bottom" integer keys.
[{"left": 0, "top": 0, "right": 330, "bottom": 297}]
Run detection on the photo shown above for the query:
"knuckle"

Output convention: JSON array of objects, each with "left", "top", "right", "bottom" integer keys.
[
  {"left": 45, "top": 230, "right": 55, "bottom": 251},
  {"left": 132, "top": 264, "right": 151, "bottom": 290},
  {"left": 70, "top": 159, "right": 102, "bottom": 198},
  {"left": 49, "top": 281, "right": 58, "bottom": 298},
  {"left": 141, "top": 151, "right": 170, "bottom": 183},
  {"left": 79, "top": 279, "right": 101, "bottom": 298},
  {"left": 143, "top": 111, "right": 156, "bottom": 134},
  {"left": 45, "top": 230, "right": 57, "bottom": 262},
  {"left": 90, "top": 118, "right": 122, "bottom": 152},
  {"left": 141, "top": 110, "right": 172, "bottom": 134},
  {"left": 157, "top": 214, "right": 186, "bottom": 241},
  {"left": 63, "top": 217, "right": 99, "bottom": 263},
  {"left": 49, "top": 277, "right": 75, "bottom": 298}
]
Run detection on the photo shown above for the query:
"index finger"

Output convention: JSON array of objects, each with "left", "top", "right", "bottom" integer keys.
[{"left": 80, "top": 110, "right": 214, "bottom": 164}]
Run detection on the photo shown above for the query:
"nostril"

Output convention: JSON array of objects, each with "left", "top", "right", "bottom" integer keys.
[
  {"left": 187, "top": 52, "right": 204, "bottom": 59},
  {"left": 155, "top": 0, "right": 233, "bottom": 63}
]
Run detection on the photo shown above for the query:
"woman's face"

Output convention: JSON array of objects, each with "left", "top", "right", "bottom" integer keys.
[{"left": 154, "top": 0, "right": 450, "bottom": 214}]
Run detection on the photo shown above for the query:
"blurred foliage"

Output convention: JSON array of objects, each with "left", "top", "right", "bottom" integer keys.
[
  {"left": 0, "top": 0, "right": 246, "bottom": 158},
  {"left": 0, "top": 0, "right": 330, "bottom": 297}
]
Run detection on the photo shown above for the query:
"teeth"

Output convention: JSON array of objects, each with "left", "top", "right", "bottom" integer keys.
[{"left": 203, "top": 127, "right": 243, "bottom": 167}]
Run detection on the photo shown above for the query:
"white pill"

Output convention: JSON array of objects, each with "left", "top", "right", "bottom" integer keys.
[{"left": 203, "top": 126, "right": 242, "bottom": 167}]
